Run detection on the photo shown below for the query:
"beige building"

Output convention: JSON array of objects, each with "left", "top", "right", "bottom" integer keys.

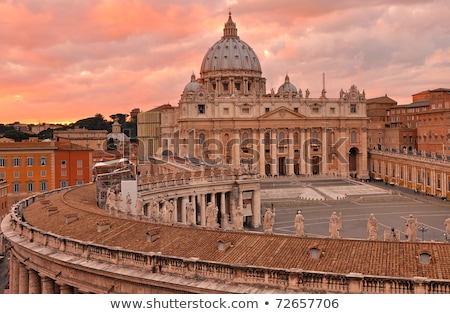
[
  {"left": 153, "top": 13, "right": 369, "bottom": 179},
  {"left": 53, "top": 127, "right": 108, "bottom": 151}
]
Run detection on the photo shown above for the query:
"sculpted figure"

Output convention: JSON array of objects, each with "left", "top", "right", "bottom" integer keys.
[
  {"left": 165, "top": 200, "right": 175, "bottom": 223},
  {"left": 367, "top": 213, "right": 378, "bottom": 240},
  {"left": 233, "top": 206, "right": 244, "bottom": 231},
  {"left": 305, "top": 89, "right": 310, "bottom": 98},
  {"left": 263, "top": 207, "right": 275, "bottom": 234},
  {"left": 106, "top": 188, "right": 116, "bottom": 210},
  {"left": 445, "top": 216, "right": 450, "bottom": 236},
  {"left": 186, "top": 202, "right": 196, "bottom": 225},
  {"left": 206, "top": 202, "right": 218, "bottom": 228},
  {"left": 294, "top": 210, "right": 305, "bottom": 236},
  {"left": 135, "top": 193, "right": 143, "bottom": 216},
  {"left": 405, "top": 214, "right": 418, "bottom": 242},
  {"left": 329, "top": 211, "right": 341, "bottom": 239},
  {"left": 125, "top": 192, "right": 132, "bottom": 213},
  {"left": 117, "top": 192, "right": 123, "bottom": 211},
  {"left": 149, "top": 198, "right": 159, "bottom": 221}
]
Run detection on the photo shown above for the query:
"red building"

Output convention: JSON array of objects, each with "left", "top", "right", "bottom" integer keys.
[{"left": 55, "top": 138, "right": 94, "bottom": 188}]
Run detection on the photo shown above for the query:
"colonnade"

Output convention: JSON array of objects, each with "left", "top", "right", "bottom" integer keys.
[{"left": 9, "top": 255, "right": 75, "bottom": 294}]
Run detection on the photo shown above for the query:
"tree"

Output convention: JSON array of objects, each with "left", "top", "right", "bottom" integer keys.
[
  {"left": 3, "top": 129, "right": 30, "bottom": 142},
  {"left": 73, "top": 114, "right": 112, "bottom": 132}
]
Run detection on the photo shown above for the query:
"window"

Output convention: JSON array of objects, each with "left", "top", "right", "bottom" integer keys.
[
  {"left": 0, "top": 172, "right": 5, "bottom": 180},
  {"left": 419, "top": 253, "right": 431, "bottom": 264},
  {"left": 310, "top": 248, "right": 320, "bottom": 259},
  {"left": 77, "top": 169, "right": 83, "bottom": 176},
  {"left": 350, "top": 104, "right": 357, "bottom": 113},
  {"left": 294, "top": 107, "right": 299, "bottom": 113},
  {"left": 312, "top": 107, "right": 319, "bottom": 113},
  {"left": 61, "top": 160, "right": 67, "bottom": 168},
  {"left": 351, "top": 131, "right": 357, "bottom": 143},
  {"left": 223, "top": 108, "right": 229, "bottom": 115},
  {"left": 223, "top": 82, "right": 228, "bottom": 91},
  {"left": 40, "top": 181, "right": 48, "bottom": 192},
  {"left": 198, "top": 104, "right": 205, "bottom": 114},
  {"left": 60, "top": 181, "right": 68, "bottom": 188},
  {"left": 27, "top": 171, "right": 33, "bottom": 178},
  {"left": 294, "top": 132, "right": 299, "bottom": 144},
  {"left": 77, "top": 160, "right": 83, "bottom": 168},
  {"left": 76, "top": 179, "right": 84, "bottom": 185},
  {"left": 26, "top": 157, "right": 34, "bottom": 166},
  {"left": 241, "top": 107, "right": 250, "bottom": 114},
  {"left": 13, "top": 182, "right": 21, "bottom": 193},
  {"left": 13, "top": 157, "right": 20, "bottom": 167},
  {"left": 26, "top": 182, "right": 34, "bottom": 192},
  {"left": 0, "top": 158, "right": 6, "bottom": 167},
  {"left": 41, "top": 170, "right": 46, "bottom": 177},
  {"left": 330, "top": 107, "right": 335, "bottom": 114},
  {"left": 61, "top": 170, "right": 67, "bottom": 177},
  {"left": 265, "top": 108, "right": 270, "bottom": 113},
  {"left": 40, "top": 157, "right": 47, "bottom": 166},
  {"left": 13, "top": 171, "right": 20, "bottom": 178}
]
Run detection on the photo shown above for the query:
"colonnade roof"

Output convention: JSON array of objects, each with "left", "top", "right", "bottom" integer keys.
[{"left": 20, "top": 184, "right": 450, "bottom": 280}]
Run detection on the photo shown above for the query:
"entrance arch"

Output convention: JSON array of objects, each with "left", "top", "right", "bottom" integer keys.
[
  {"left": 349, "top": 147, "right": 359, "bottom": 176},
  {"left": 311, "top": 156, "right": 320, "bottom": 175}
]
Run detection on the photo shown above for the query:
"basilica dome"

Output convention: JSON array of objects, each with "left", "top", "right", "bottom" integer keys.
[
  {"left": 277, "top": 74, "right": 298, "bottom": 96},
  {"left": 183, "top": 73, "right": 201, "bottom": 93},
  {"left": 200, "top": 13, "right": 262, "bottom": 77}
]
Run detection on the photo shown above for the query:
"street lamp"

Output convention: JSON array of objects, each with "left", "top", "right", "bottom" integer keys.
[{"left": 418, "top": 224, "right": 428, "bottom": 241}]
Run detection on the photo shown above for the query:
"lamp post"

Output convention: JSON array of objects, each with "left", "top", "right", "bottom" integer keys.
[{"left": 418, "top": 224, "right": 428, "bottom": 241}]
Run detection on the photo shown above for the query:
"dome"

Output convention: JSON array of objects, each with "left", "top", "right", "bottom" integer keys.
[
  {"left": 200, "top": 12, "right": 262, "bottom": 77},
  {"left": 277, "top": 75, "right": 298, "bottom": 96},
  {"left": 183, "top": 73, "right": 201, "bottom": 93}
]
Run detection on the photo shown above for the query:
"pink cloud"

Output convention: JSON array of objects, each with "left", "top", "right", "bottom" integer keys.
[{"left": 0, "top": 0, "right": 449, "bottom": 124}]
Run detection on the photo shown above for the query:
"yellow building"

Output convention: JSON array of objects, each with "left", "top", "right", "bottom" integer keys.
[{"left": 0, "top": 141, "right": 56, "bottom": 204}]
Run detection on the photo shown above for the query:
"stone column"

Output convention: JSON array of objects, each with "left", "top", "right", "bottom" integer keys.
[
  {"left": 252, "top": 188, "right": 261, "bottom": 228},
  {"left": 220, "top": 192, "right": 227, "bottom": 228},
  {"left": 58, "top": 283, "right": 74, "bottom": 294},
  {"left": 41, "top": 276, "right": 55, "bottom": 294},
  {"left": 259, "top": 129, "right": 266, "bottom": 175},
  {"left": 181, "top": 196, "right": 188, "bottom": 224},
  {"left": 270, "top": 129, "right": 277, "bottom": 175},
  {"left": 287, "top": 128, "right": 294, "bottom": 175},
  {"left": 28, "top": 269, "right": 41, "bottom": 294},
  {"left": 300, "top": 128, "right": 307, "bottom": 174},
  {"left": 10, "top": 255, "right": 20, "bottom": 294},
  {"left": 18, "top": 263, "right": 29, "bottom": 294},
  {"left": 321, "top": 127, "right": 328, "bottom": 174},
  {"left": 232, "top": 129, "right": 240, "bottom": 169},
  {"left": 200, "top": 194, "right": 206, "bottom": 226}
]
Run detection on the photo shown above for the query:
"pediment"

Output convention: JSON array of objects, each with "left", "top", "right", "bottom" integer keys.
[{"left": 259, "top": 106, "right": 306, "bottom": 120}]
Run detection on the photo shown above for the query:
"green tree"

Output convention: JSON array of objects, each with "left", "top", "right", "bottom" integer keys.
[
  {"left": 3, "top": 129, "right": 30, "bottom": 142},
  {"left": 73, "top": 113, "right": 112, "bottom": 132}
]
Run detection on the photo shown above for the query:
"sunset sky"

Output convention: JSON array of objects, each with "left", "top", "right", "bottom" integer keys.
[{"left": 1, "top": 0, "right": 449, "bottom": 125}]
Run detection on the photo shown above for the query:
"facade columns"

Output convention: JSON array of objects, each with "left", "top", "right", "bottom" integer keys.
[
  {"left": 233, "top": 129, "right": 240, "bottom": 169},
  {"left": 259, "top": 129, "right": 266, "bottom": 175},
  {"left": 288, "top": 128, "right": 294, "bottom": 175},
  {"left": 181, "top": 196, "right": 188, "bottom": 224},
  {"left": 270, "top": 129, "right": 277, "bottom": 175},
  {"left": 321, "top": 128, "right": 328, "bottom": 174},
  {"left": 300, "top": 128, "right": 307, "bottom": 174},
  {"left": 200, "top": 194, "right": 206, "bottom": 226},
  {"left": 220, "top": 192, "right": 227, "bottom": 228}
]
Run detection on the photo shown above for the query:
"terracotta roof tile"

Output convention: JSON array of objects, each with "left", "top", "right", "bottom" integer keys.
[{"left": 23, "top": 184, "right": 450, "bottom": 280}]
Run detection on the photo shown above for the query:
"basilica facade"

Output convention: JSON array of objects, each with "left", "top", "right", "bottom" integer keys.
[{"left": 157, "top": 13, "right": 369, "bottom": 179}]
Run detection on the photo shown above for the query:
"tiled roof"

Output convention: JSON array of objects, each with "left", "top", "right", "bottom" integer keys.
[{"left": 23, "top": 184, "right": 450, "bottom": 280}]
